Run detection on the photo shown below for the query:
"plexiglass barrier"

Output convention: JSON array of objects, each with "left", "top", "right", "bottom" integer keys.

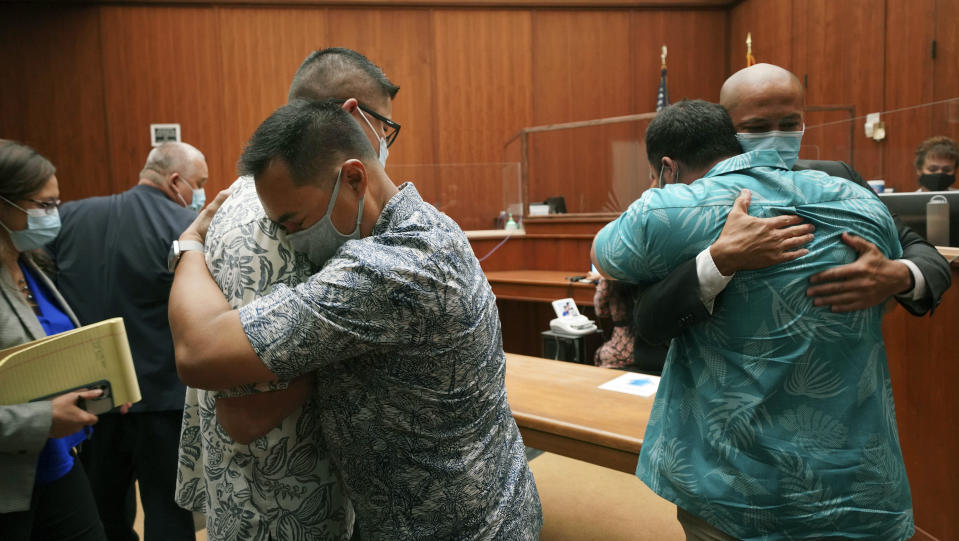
[
  {"left": 387, "top": 99, "right": 958, "bottom": 229},
  {"left": 501, "top": 98, "right": 958, "bottom": 216},
  {"left": 386, "top": 162, "right": 522, "bottom": 232},
  {"left": 505, "top": 113, "right": 657, "bottom": 216},
  {"left": 802, "top": 97, "right": 959, "bottom": 193}
]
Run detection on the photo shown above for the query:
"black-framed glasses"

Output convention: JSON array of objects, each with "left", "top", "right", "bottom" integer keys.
[
  {"left": 331, "top": 98, "right": 401, "bottom": 148},
  {"left": 24, "top": 198, "right": 61, "bottom": 215}
]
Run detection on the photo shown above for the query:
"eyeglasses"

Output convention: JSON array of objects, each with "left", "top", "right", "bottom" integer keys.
[
  {"left": 24, "top": 198, "right": 61, "bottom": 215},
  {"left": 331, "top": 99, "right": 401, "bottom": 148}
]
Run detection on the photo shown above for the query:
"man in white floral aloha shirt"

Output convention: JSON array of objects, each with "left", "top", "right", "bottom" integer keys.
[{"left": 175, "top": 48, "right": 401, "bottom": 540}]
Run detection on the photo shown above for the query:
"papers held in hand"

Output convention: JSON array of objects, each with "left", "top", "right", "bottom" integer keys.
[{"left": 0, "top": 318, "right": 141, "bottom": 413}]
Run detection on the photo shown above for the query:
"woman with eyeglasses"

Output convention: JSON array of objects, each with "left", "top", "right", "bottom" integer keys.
[{"left": 0, "top": 140, "right": 107, "bottom": 540}]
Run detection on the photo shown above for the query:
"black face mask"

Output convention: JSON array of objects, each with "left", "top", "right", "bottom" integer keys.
[{"left": 919, "top": 173, "right": 956, "bottom": 191}]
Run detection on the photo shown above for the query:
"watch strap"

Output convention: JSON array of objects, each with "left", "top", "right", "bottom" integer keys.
[{"left": 178, "top": 239, "right": 205, "bottom": 253}]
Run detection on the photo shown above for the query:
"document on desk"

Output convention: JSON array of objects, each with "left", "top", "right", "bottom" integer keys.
[
  {"left": 0, "top": 318, "right": 141, "bottom": 407},
  {"left": 598, "top": 372, "right": 660, "bottom": 397}
]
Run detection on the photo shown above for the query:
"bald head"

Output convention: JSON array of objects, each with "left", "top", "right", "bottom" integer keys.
[
  {"left": 140, "top": 142, "right": 206, "bottom": 185},
  {"left": 139, "top": 142, "right": 209, "bottom": 207},
  {"left": 719, "top": 63, "right": 804, "bottom": 133}
]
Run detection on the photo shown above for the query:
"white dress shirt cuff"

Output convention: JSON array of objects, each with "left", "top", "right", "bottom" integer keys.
[
  {"left": 895, "top": 259, "right": 927, "bottom": 302},
  {"left": 696, "top": 247, "right": 734, "bottom": 314}
]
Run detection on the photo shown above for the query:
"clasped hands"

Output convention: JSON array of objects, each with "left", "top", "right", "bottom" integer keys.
[{"left": 710, "top": 190, "right": 910, "bottom": 312}]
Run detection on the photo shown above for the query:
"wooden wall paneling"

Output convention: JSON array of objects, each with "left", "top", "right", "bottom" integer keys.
[
  {"left": 216, "top": 7, "right": 333, "bottom": 186},
  {"left": 634, "top": 9, "right": 728, "bottom": 103},
  {"left": 497, "top": 298, "right": 552, "bottom": 356},
  {"left": 529, "top": 10, "right": 637, "bottom": 214},
  {"left": 727, "top": 0, "right": 793, "bottom": 74},
  {"left": 0, "top": 5, "right": 112, "bottom": 202},
  {"left": 325, "top": 7, "right": 439, "bottom": 203},
  {"left": 931, "top": 0, "right": 959, "bottom": 141},
  {"left": 880, "top": 0, "right": 935, "bottom": 192},
  {"left": 883, "top": 274, "right": 959, "bottom": 541},
  {"left": 98, "top": 6, "right": 227, "bottom": 194},
  {"left": 628, "top": 8, "right": 728, "bottom": 199},
  {"left": 471, "top": 237, "right": 530, "bottom": 271},
  {"left": 792, "top": 0, "right": 885, "bottom": 180},
  {"left": 526, "top": 237, "right": 594, "bottom": 272},
  {"left": 432, "top": 9, "right": 534, "bottom": 230}
]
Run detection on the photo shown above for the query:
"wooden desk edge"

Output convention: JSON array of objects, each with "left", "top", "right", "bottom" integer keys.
[
  {"left": 937, "top": 246, "right": 959, "bottom": 268},
  {"left": 484, "top": 274, "right": 595, "bottom": 288},
  {"left": 512, "top": 410, "right": 643, "bottom": 453},
  {"left": 519, "top": 427, "right": 640, "bottom": 474},
  {"left": 465, "top": 229, "right": 526, "bottom": 239}
]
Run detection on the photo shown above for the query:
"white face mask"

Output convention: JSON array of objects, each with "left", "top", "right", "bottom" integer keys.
[
  {"left": 287, "top": 168, "right": 364, "bottom": 267},
  {"left": 735, "top": 125, "right": 805, "bottom": 168},
  {"left": 357, "top": 108, "right": 389, "bottom": 167}
]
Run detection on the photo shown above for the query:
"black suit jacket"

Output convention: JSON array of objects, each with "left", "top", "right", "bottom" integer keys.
[
  {"left": 48, "top": 185, "right": 195, "bottom": 412},
  {"left": 633, "top": 160, "right": 953, "bottom": 346}
]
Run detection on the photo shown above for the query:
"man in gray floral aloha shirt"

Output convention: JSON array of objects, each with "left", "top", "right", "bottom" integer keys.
[{"left": 175, "top": 48, "right": 401, "bottom": 540}]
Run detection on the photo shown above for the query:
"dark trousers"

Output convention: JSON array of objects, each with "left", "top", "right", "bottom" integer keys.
[
  {"left": 79, "top": 410, "right": 194, "bottom": 541},
  {"left": 0, "top": 459, "right": 107, "bottom": 541}
]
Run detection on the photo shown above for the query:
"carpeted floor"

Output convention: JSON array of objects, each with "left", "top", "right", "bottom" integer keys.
[
  {"left": 135, "top": 452, "right": 683, "bottom": 540},
  {"left": 527, "top": 451, "right": 685, "bottom": 540}
]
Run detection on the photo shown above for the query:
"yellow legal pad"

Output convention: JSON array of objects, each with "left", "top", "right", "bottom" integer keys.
[{"left": 0, "top": 318, "right": 141, "bottom": 407}]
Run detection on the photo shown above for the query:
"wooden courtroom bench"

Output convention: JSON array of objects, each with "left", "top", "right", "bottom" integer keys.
[{"left": 505, "top": 353, "right": 652, "bottom": 473}]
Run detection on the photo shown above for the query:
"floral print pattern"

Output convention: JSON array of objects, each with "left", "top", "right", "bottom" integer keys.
[
  {"left": 594, "top": 150, "right": 914, "bottom": 540},
  {"left": 176, "top": 176, "right": 353, "bottom": 540},
  {"left": 237, "top": 183, "right": 542, "bottom": 540}
]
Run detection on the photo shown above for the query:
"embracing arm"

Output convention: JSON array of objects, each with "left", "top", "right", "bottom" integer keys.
[
  {"left": 609, "top": 189, "right": 814, "bottom": 344},
  {"left": 215, "top": 374, "right": 315, "bottom": 444},
  {"left": 169, "top": 190, "right": 275, "bottom": 390},
  {"left": 805, "top": 225, "right": 950, "bottom": 314},
  {"left": 894, "top": 216, "right": 951, "bottom": 315},
  {"left": 801, "top": 160, "right": 951, "bottom": 314}
]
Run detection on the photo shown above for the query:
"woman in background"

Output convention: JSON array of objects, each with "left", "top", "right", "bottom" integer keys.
[{"left": 0, "top": 140, "right": 106, "bottom": 540}]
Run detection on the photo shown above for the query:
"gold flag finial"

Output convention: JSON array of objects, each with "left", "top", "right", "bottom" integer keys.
[
  {"left": 661, "top": 45, "right": 667, "bottom": 68},
  {"left": 746, "top": 32, "right": 756, "bottom": 66}
]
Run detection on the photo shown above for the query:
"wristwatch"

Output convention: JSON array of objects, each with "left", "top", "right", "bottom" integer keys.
[{"left": 167, "top": 239, "right": 204, "bottom": 272}]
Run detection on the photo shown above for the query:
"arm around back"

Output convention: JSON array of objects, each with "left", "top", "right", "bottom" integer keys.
[
  {"left": 633, "top": 259, "right": 710, "bottom": 345},
  {"left": 215, "top": 374, "right": 315, "bottom": 444},
  {"left": 837, "top": 159, "right": 951, "bottom": 314},
  {"left": 894, "top": 214, "right": 952, "bottom": 315}
]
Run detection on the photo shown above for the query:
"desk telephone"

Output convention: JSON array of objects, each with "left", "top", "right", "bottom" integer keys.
[{"left": 549, "top": 298, "right": 598, "bottom": 336}]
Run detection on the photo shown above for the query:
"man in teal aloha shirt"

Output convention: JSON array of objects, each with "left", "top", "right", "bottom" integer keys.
[{"left": 593, "top": 100, "right": 913, "bottom": 540}]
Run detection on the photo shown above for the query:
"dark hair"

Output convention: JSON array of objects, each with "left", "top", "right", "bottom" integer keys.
[
  {"left": 646, "top": 99, "right": 742, "bottom": 172},
  {"left": 914, "top": 135, "right": 958, "bottom": 169},
  {"left": 288, "top": 47, "right": 399, "bottom": 103},
  {"left": 238, "top": 99, "right": 377, "bottom": 186},
  {"left": 0, "top": 140, "right": 56, "bottom": 203}
]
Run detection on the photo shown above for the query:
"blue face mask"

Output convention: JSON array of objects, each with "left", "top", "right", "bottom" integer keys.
[
  {"left": 0, "top": 195, "right": 61, "bottom": 251},
  {"left": 189, "top": 187, "right": 206, "bottom": 212},
  {"left": 176, "top": 177, "right": 206, "bottom": 212},
  {"left": 735, "top": 126, "right": 805, "bottom": 168},
  {"left": 287, "top": 169, "right": 364, "bottom": 267}
]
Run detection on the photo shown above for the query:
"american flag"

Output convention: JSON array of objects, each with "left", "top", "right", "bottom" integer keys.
[{"left": 657, "top": 48, "right": 669, "bottom": 112}]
